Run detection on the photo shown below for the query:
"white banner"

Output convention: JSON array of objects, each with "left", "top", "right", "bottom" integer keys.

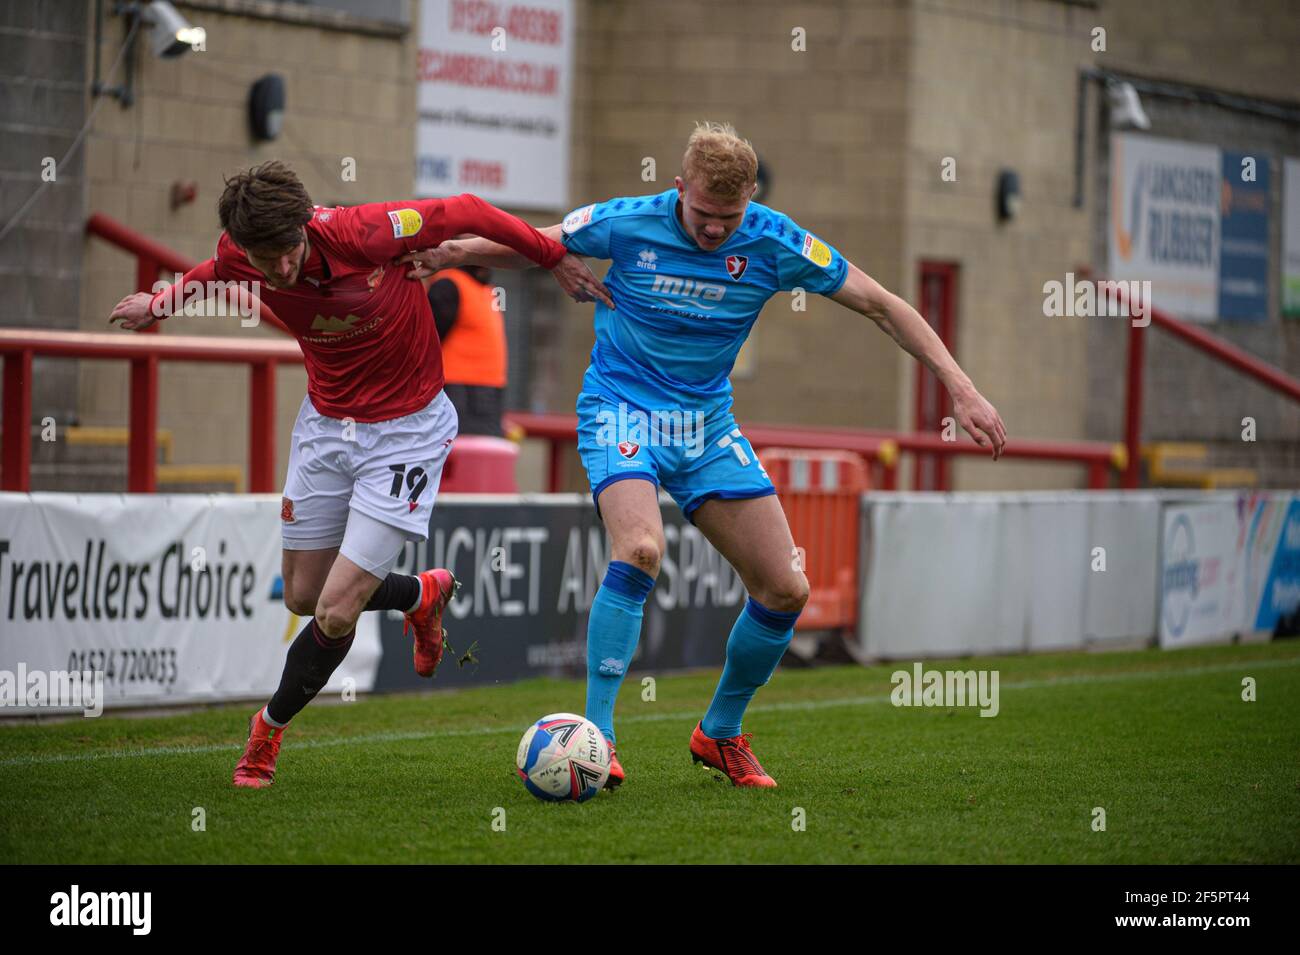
[
  {"left": 855, "top": 492, "right": 1163, "bottom": 660},
  {"left": 1109, "top": 133, "right": 1220, "bottom": 321},
  {"left": 1158, "top": 501, "right": 1241, "bottom": 645},
  {"left": 0, "top": 494, "right": 379, "bottom": 714},
  {"left": 416, "top": 0, "right": 573, "bottom": 209}
]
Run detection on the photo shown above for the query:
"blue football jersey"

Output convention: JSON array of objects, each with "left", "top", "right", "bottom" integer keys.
[{"left": 560, "top": 188, "right": 849, "bottom": 419}]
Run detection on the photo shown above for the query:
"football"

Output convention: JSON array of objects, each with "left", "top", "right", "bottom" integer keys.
[{"left": 516, "top": 713, "right": 611, "bottom": 802}]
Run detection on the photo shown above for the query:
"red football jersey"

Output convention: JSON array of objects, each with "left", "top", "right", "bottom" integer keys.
[{"left": 150, "top": 194, "right": 565, "bottom": 421}]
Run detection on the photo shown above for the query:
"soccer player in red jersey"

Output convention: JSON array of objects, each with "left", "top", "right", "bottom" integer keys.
[{"left": 108, "top": 161, "right": 613, "bottom": 788}]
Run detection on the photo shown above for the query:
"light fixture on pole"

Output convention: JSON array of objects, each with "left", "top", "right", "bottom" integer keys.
[
  {"left": 1107, "top": 80, "right": 1151, "bottom": 130},
  {"left": 94, "top": 0, "right": 207, "bottom": 107}
]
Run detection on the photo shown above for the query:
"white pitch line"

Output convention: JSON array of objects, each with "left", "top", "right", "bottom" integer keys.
[{"left": 0, "top": 656, "right": 1295, "bottom": 770}]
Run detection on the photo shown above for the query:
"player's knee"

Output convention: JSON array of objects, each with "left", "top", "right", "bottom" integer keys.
[
  {"left": 619, "top": 537, "right": 663, "bottom": 578},
  {"left": 285, "top": 591, "right": 316, "bottom": 617},
  {"left": 314, "top": 599, "right": 359, "bottom": 639},
  {"left": 759, "top": 573, "right": 810, "bottom": 615}
]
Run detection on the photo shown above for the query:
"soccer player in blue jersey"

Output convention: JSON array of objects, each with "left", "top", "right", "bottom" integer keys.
[{"left": 403, "top": 122, "right": 1006, "bottom": 788}]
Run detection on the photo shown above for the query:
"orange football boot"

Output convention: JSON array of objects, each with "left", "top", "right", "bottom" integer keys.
[
  {"left": 604, "top": 740, "right": 625, "bottom": 790},
  {"left": 404, "top": 569, "right": 459, "bottom": 678},
  {"left": 689, "top": 723, "right": 777, "bottom": 788},
  {"left": 233, "top": 707, "right": 286, "bottom": 789}
]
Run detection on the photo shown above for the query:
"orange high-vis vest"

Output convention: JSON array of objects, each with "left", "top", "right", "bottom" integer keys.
[{"left": 431, "top": 268, "right": 507, "bottom": 388}]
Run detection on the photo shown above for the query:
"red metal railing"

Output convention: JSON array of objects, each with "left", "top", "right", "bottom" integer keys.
[
  {"left": 503, "top": 411, "right": 1125, "bottom": 493},
  {"left": 2, "top": 360, "right": 1117, "bottom": 494},
  {"left": 30, "top": 218, "right": 1290, "bottom": 497},
  {"left": 0, "top": 330, "right": 301, "bottom": 493},
  {"left": 1114, "top": 280, "right": 1300, "bottom": 488},
  {"left": 0, "top": 212, "right": 304, "bottom": 493}
]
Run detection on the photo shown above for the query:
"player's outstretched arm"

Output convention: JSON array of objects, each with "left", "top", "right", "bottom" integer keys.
[
  {"left": 108, "top": 258, "right": 222, "bottom": 332},
  {"left": 831, "top": 262, "right": 1007, "bottom": 459},
  {"left": 400, "top": 224, "right": 614, "bottom": 307},
  {"left": 402, "top": 227, "right": 560, "bottom": 273}
]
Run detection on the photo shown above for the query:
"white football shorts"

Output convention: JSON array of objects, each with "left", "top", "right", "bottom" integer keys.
[{"left": 280, "top": 390, "right": 458, "bottom": 575}]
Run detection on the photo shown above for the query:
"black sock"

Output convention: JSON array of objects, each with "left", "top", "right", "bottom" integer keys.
[
  {"left": 266, "top": 618, "right": 355, "bottom": 724},
  {"left": 363, "top": 573, "right": 421, "bottom": 613}
]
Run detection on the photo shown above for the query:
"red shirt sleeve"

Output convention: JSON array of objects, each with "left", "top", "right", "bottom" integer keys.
[
  {"left": 336, "top": 196, "right": 566, "bottom": 269},
  {"left": 146, "top": 234, "right": 268, "bottom": 320},
  {"left": 147, "top": 258, "right": 221, "bottom": 319}
]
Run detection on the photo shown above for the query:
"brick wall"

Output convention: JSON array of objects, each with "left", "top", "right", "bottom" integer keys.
[
  {"left": 56, "top": 0, "right": 1300, "bottom": 493},
  {"left": 903, "top": 0, "right": 1099, "bottom": 489},
  {"left": 563, "top": 0, "right": 912, "bottom": 438},
  {"left": 79, "top": 0, "right": 415, "bottom": 484},
  {"left": 1086, "top": 0, "right": 1300, "bottom": 487},
  {"left": 0, "top": 0, "right": 88, "bottom": 426}
]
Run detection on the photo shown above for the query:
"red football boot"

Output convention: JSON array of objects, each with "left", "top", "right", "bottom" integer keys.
[
  {"left": 404, "top": 569, "right": 459, "bottom": 678},
  {"left": 604, "top": 740, "right": 625, "bottom": 790},
  {"left": 232, "top": 707, "right": 286, "bottom": 789},
  {"left": 689, "top": 723, "right": 777, "bottom": 788}
]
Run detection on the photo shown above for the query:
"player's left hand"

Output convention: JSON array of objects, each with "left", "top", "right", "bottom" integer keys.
[
  {"left": 399, "top": 242, "right": 465, "bottom": 279},
  {"left": 550, "top": 253, "right": 615, "bottom": 308},
  {"left": 108, "top": 291, "right": 160, "bottom": 332},
  {"left": 952, "top": 387, "right": 1007, "bottom": 460}
]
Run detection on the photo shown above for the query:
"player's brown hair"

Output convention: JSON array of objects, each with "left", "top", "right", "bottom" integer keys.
[
  {"left": 681, "top": 121, "right": 758, "bottom": 202},
  {"left": 218, "top": 160, "right": 314, "bottom": 251}
]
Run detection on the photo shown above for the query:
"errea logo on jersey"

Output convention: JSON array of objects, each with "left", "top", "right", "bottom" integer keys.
[
  {"left": 637, "top": 249, "right": 657, "bottom": 270},
  {"left": 650, "top": 274, "right": 726, "bottom": 311}
]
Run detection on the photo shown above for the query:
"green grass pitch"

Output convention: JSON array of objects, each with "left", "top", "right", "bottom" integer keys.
[{"left": 2, "top": 641, "right": 1297, "bottom": 864}]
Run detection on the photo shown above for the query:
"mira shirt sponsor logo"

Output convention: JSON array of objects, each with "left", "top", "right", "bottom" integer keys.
[{"left": 649, "top": 274, "right": 727, "bottom": 311}]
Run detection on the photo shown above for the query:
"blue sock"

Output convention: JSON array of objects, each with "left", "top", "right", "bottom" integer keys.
[
  {"left": 701, "top": 597, "right": 799, "bottom": 739},
  {"left": 585, "top": 560, "right": 655, "bottom": 744}
]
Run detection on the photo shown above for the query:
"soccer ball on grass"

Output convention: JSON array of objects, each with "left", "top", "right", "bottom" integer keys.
[{"left": 516, "top": 713, "right": 610, "bottom": 802}]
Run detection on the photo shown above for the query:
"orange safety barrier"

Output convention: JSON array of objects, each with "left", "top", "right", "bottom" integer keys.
[{"left": 759, "top": 448, "right": 870, "bottom": 631}]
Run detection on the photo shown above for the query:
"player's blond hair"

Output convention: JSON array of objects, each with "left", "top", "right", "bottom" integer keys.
[{"left": 681, "top": 121, "right": 757, "bottom": 202}]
